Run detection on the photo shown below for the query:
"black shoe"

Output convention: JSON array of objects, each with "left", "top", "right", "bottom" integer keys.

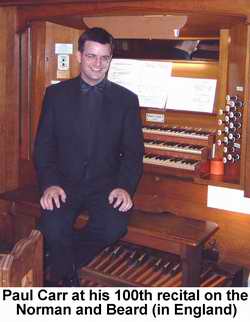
[{"left": 62, "top": 270, "right": 80, "bottom": 287}]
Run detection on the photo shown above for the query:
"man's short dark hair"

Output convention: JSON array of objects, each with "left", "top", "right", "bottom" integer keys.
[{"left": 78, "top": 27, "right": 114, "bottom": 54}]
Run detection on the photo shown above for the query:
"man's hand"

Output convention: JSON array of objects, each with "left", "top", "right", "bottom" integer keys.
[
  {"left": 40, "top": 186, "right": 66, "bottom": 211},
  {"left": 108, "top": 188, "right": 133, "bottom": 212}
]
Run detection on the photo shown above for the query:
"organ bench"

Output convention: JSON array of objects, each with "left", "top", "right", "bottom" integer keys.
[{"left": 0, "top": 185, "right": 245, "bottom": 287}]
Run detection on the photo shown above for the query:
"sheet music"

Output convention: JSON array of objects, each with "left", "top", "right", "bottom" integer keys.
[
  {"left": 166, "top": 77, "right": 217, "bottom": 113},
  {"left": 108, "top": 59, "right": 172, "bottom": 108}
]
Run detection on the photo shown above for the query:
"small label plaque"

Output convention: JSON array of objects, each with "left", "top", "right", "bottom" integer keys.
[
  {"left": 56, "top": 69, "right": 70, "bottom": 79},
  {"left": 55, "top": 43, "right": 73, "bottom": 54},
  {"left": 146, "top": 113, "right": 165, "bottom": 123},
  {"left": 236, "top": 86, "right": 244, "bottom": 92}
]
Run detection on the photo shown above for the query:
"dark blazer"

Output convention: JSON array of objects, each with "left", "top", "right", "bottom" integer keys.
[{"left": 34, "top": 76, "right": 144, "bottom": 196}]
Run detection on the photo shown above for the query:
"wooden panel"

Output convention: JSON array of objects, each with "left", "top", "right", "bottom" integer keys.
[
  {"left": 227, "top": 22, "right": 247, "bottom": 102},
  {"left": 20, "top": 28, "right": 31, "bottom": 160},
  {"left": 243, "top": 25, "right": 250, "bottom": 196},
  {"left": 172, "top": 60, "right": 218, "bottom": 79},
  {"left": 47, "top": 15, "right": 86, "bottom": 30},
  {"left": 141, "top": 108, "right": 217, "bottom": 133},
  {"left": 226, "top": 23, "right": 248, "bottom": 183},
  {"left": 214, "top": 29, "right": 229, "bottom": 160},
  {"left": 0, "top": 7, "right": 19, "bottom": 192},
  {"left": 136, "top": 174, "right": 208, "bottom": 206},
  {"left": 180, "top": 14, "right": 244, "bottom": 38},
  {"left": 216, "top": 30, "right": 229, "bottom": 114},
  {"left": 4, "top": 0, "right": 249, "bottom": 18},
  {"left": 16, "top": 1, "right": 249, "bottom": 34},
  {"left": 19, "top": 159, "right": 37, "bottom": 186},
  {"left": 30, "top": 21, "right": 46, "bottom": 153},
  {"left": 44, "top": 21, "right": 81, "bottom": 86},
  {"left": 3, "top": 0, "right": 134, "bottom": 5},
  {"left": 0, "top": 0, "right": 249, "bottom": 19}
]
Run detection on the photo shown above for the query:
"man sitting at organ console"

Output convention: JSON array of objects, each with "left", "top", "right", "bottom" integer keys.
[{"left": 34, "top": 27, "right": 144, "bottom": 286}]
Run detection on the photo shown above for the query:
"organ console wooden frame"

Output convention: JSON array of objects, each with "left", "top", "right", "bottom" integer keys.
[
  {"left": 1, "top": 0, "right": 250, "bottom": 282},
  {"left": 14, "top": 2, "right": 249, "bottom": 191}
]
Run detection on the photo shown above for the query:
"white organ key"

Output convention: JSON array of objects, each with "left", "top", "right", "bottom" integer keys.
[
  {"left": 143, "top": 126, "right": 209, "bottom": 140},
  {"left": 143, "top": 155, "right": 198, "bottom": 171},
  {"left": 144, "top": 140, "right": 202, "bottom": 154}
]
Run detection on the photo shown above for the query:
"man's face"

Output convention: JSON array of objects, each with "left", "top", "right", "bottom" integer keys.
[{"left": 77, "top": 40, "right": 112, "bottom": 85}]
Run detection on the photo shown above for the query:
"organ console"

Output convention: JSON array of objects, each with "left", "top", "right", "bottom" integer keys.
[
  {"left": 1, "top": 0, "right": 250, "bottom": 287},
  {"left": 142, "top": 125, "right": 215, "bottom": 179}
]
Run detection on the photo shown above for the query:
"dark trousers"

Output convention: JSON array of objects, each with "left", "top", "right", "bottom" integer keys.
[{"left": 37, "top": 187, "right": 129, "bottom": 281}]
